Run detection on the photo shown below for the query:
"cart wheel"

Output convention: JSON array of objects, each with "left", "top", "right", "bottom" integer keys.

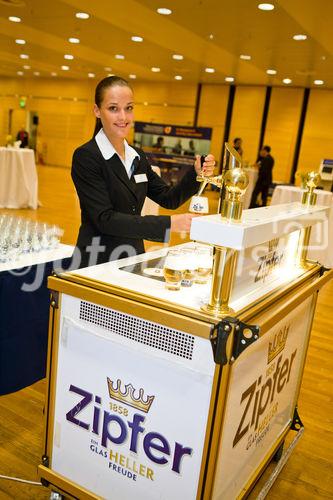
[
  {"left": 50, "top": 492, "right": 64, "bottom": 500},
  {"left": 273, "top": 441, "right": 284, "bottom": 462}
]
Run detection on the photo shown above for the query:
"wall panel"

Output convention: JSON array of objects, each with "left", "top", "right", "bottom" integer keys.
[
  {"left": 229, "top": 86, "right": 266, "bottom": 165},
  {"left": 297, "top": 89, "right": 333, "bottom": 179},
  {"left": 197, "top": 84, "right": 229, "bottom": 167},
  {"left": 264, "top": 87, "right": 303, "bottom": 182}
]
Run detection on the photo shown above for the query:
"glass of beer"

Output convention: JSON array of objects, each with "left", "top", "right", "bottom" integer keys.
[
  {"left": 181, "top": 247, "right": 198, "bottom": 287},
  {"left": 195, "top": 245, "right": 213, "bottom": 284},
  {"left": 163, "top": 249, "right": 185, "bottom": 290}
]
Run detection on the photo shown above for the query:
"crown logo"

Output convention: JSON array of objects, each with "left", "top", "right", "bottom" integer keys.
[
  {"left": 107, "top": 378, "right": 155, "bottom": 413},
  {"left": 268, "top": 324, "right": 289, "bottom": 364}
]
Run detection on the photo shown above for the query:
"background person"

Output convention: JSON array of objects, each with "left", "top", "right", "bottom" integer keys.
[
  {"left": 249, "top": 145, "right": 274, "bottom": 208},
  {"left": 152, "top": 136, "right": 166, "bottom": 152},
  {"left": 71, "top": 76, "right": 215, "bottom": 268},
  {"left": 185, "top": 140, "right": 196, "bottom": 156},
  {"left": 16, "top": 127, "right": 29, "bottom": 148},
  {"left": 233, "top": 137, "right": 243, "bottom": 156}
]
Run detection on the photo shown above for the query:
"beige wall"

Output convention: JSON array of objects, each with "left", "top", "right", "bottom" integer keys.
[
  {"left": 1, "top": 77, "right": 333, "bottom": 177},
  {"left": 264, "top": 87, "right": 303, "bottom": 182},
  {"left": 229, "top": 86, "right": 266, "bottom": 166},
  {"left": 297, "top": 89, "right": 333, "bottom": 179}
]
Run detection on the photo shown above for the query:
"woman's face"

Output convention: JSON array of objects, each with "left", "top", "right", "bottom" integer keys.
[{"left": 94, "top": 85, "right": 134, "bottom": 142}]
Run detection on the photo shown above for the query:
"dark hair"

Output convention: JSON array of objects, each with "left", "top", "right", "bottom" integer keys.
[
  {"left": 233, "top": 137, "right": 241, "bottom": 143},
  {"left": 93, "top": 76, "right": 132, "bottom": 137},
  {"left": 262, "top": 145, "right": 271, "bottom": 153}
]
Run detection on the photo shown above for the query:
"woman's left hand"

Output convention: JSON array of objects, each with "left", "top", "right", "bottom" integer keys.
[{"left": 194, "top": 154, "right": 216, "bottom": 176}]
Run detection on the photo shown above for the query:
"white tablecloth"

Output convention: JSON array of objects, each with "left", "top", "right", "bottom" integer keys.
[
  {"left": 242, "top": 168, "right": 258, "bottom": 209},
  {"left": 0, "top": 147, "right": 38, "bottom": 209},
  {"left": 271, "top": 185, "right": 333, "bottom": 268}
]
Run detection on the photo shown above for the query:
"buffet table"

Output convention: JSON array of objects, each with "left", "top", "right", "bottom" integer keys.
[
  {"left": 271, "top": 185, "right": 333, "bottom": 268},
  {"left": 0, "top": 147, "right": 38, "bottom": 209},
  {"left": 0, "top": 244, "right": 74, "bottom": 395}
]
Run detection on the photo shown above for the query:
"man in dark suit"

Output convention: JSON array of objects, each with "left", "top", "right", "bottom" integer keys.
[{"left": 249, "top": 145, "right": 274, "bottom": 208}]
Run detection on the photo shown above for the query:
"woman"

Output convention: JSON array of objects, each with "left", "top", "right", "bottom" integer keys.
[{"left": 72, "top": 76, "right": 215, "bottom": 268}]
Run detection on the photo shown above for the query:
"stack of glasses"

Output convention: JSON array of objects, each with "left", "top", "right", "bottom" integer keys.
[{"left": 0, "top": 215, "right": 63, "bottom": 263}]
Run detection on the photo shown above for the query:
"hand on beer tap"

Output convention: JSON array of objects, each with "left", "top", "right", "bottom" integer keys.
[
  {"left": 194, "top": 154, "right": 216, "bottom": 176},
  {"left": 170, "top": 213, "right": 199, "bottom": 233}
]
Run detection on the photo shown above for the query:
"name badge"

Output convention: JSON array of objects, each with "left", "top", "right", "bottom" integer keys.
[{"left": 134, "top": 173, "right": 148, "bottom": 183}]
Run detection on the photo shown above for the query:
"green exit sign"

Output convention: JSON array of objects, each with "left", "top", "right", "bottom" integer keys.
[{"left": 19, "top": 96, "right": 26, "bottom": 108}]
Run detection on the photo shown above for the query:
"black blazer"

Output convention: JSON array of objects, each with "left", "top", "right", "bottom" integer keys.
[
  {"left": 71, "top": 139, "right": 199, "bottom": 267},
  {"left": 258, "top": 155, "right": 274, "bottom": 185}
]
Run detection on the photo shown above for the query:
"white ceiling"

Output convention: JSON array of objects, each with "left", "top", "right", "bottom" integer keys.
[{"left": 0, "top": 0, "right": 332, "bottom": 88}]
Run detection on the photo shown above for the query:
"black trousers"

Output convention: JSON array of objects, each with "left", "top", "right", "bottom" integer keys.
[{"left": 249, "top": 182, "right": 270, "bottom": 208}]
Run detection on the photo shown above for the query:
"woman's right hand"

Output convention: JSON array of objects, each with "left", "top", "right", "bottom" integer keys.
[{"left": 170, "top": 213, "right": 198, "bottom": 233}]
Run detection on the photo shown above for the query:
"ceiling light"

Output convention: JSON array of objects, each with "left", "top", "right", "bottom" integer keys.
[
  {"left": 115, "top": 54, "right": 125, "bottom": 60},
  {"left": 104, "top": 67, "right": 112, "bottom": 71},
  {"left": 23, "top": 65, "right": 30, "bottom": 69},
  {"left": 205, "top": 67, "right": 215, "bottom": 73},
  {"left": 131, "top": 36, "right": 143, "bottom": 42},
  {"left": 209, "top": 34, "right": 214, "bottom": 39},
  {"left": 163, "top": 102, "right": 168, "bottom": 107},
  {"left": 321, "top": 55, "right": 326, "bottom": 60},
  {"left": 9, "top": 16, "right": 21, "bottom": 22},
  {"left": 174, "top": 75, "right": 183, "bottom": 80},
  {"left": 20, "top": 54, "right": 29, "bottom": 59},
  {"left": 33, "top": 71, "right": 40, "bottom": 76},
  {"left": 64, "top": 54, "right": 74, "bottom": 60},
  {"left": 314, "top": 79, "right": 324, "bottom": 85},
  {"left": 266, "top": 69, "right": 277, "bottom": 75},
  {"left": 88, "top": 73, "right": 95, "bottom": 78},
  {"left": 258, "top": 3, "right": 275, "bottom": 10},
  {"left": 129, "top": 74, "right": 137, "bottom": 79},
  {"left": 240, "top": 54, "right": 251, "bottom": 60},
  {"left": 107, "top": 73, "right": 114, "bottom": 76},
  {"left": 61, "top": 65, "right": 70, "bottom": 70},
  {"left": 17, "top": 71, "right": 24, "bottom": 76},
  {"left": 143, "top": 101, "right": 148, "bottom": 106},
  {"left": 151, "top": 67, "right": 160, "bottom": 72},
  {"left": 76, "top": 12, "right": 89, "bottom": 19},
  {"left": 157, "top": 8, "right": 172, "bottom": 15},
  {"left": 68, "top": 37, "right": 80, "bottom": 44},
  {"left": 15, "top": 39, "right": 26, "bottom": 45},
  {"left": 283, "top": 78, "right": 292, "bottom": 84},
  {"left": 225, "top": 76, "right": 234, "bottom": 82},
  {"left": 172, "top": 54, "right": 183, "bottom": 60},
  {"left": 293, "top": 34, "right": 307, "bottom": 41},
  {"left": 51, "top": 72, "right": 57, "bottom": 76}
]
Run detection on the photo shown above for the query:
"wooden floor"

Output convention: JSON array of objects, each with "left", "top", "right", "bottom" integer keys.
[{"left": 0, "top": 165, "right": 332, "bottom": 499}]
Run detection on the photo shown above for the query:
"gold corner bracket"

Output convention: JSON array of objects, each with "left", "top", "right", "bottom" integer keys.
[
  {"left": 297, "top": 171, "right": 321, "bottom": 268},
  {"left": 201, "top": 154, "right": 249, "bottom": 318}
]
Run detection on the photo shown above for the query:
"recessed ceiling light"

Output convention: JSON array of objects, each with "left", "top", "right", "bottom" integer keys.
[
  {"left": 129, "top": 74, "right": 137, "bottom": 79},
  {"left": 157, "top": 8, "right": 172, "bottom": 15},
  {"left": 107, "top": 73, "right": 114, "bottom": 76},
  {"left": 172, "top": 54, "right": 183, "bottom": 60},
  {"left": 321, "top": 55, "right": 326, "bottom": 61},
  {"left": 15, "top": 39, "right": 26, "bottom": 45},
  {"left": 174, "top": 75, "right": 183, "bottom": 80},
  {"left": 143, "top": 101, "right": 148, "bottom": 106},
  {"left": 163, "top": 102, "right": 168, "bottom": 107},
  {"left": 104, "top": 67, "right": 112, "bottom": 71},
  {"left": 64, "top": 54, "right": 74, "bottom": 60},
  {"left": 209, "top": 34, "right": 214, "bottom": 39},
  {"left": 131, "top": 36, "right": 143, "bottom": 42},
  {"left": 225, "top": 76, "right": 234, "bottom": 82},
  {"left": 75, "top": 12, "right": 89, "bottom": 19},
  {"left": 20, "top": 54, "right": 29, "bottom": 59},
  {"left": 23, "top": 65, "right": 30, "bottom": 69},
  {"left": 293, "top": 34, "right": 307, "bottom": 41},
  {"left": 205, "top": 67, "right": 215, "bottom": 73},
  {"left": 266, "top": 69, "right": 277, "bottom": 75},
  {"left": 9, "top": 16, "right": 21, "bottom": 22},
  {"left": 240, "top": 54, "right": 251, "bottom": 60},
  {"left": 258, "top": 3, "right": 275, "bottom": 10},
  {"left": 61, "top": 65, "right": 70, "bottom": 70},
  {"left": 68, "top": 37, "right": 80, "bottom": 44},
  {"left": 88, "top": 73, "right": 95, "bottom": 78},
  {"left": 33, "top": 71, "right": 40, "bottom": 76},
  {"left": 115, "top": 54, "right": 125, "bottom": 60},
  {"left": 51, "top": 72, "right": 57, "bottom": 76},
  {"left": 314, "top": 79, "right": 324, "bottom": 85},
  {"left": 283, "top": 78, "right": 292, "bottom": 84},
  {"left": 151, "top": 67, "right": 160, "bottom": 72},
  {"left": 17, "top": 71, "right": 24, "bottom": 75}
]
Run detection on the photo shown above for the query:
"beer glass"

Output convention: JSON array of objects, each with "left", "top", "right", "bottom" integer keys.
[
  {"left": 195, "top": 245, "right": 213, "bottom": 284},
  {"left": 181, "top": 247, "right": 198, "bottom": 287},
  {"left": 163, "top": 249, "right": 185, "bottom": 290}
]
